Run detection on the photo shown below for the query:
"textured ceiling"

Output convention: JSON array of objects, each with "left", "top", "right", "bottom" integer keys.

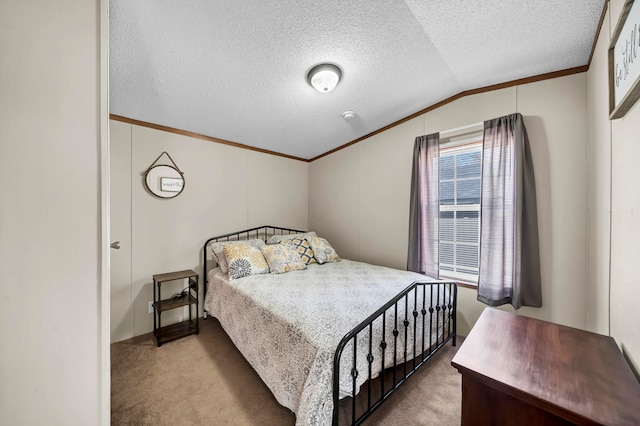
[{"left": 109, "top": 0, "right": 605, "bottom": 160}]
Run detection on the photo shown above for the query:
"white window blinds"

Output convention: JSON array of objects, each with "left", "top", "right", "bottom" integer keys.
[{"left": 439, "top": 140, "right": 482, "bottom": 283}]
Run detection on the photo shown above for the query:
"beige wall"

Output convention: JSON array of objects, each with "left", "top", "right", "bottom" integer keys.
[
  {"left": 0, "top": 1, "right": 105, "bottom": 424},
  {"left": 110, "top": 121, "right": 309, "bottom": 342},
  {"left": 587, "top": 5, "right": 612, "bottom": 336},
  {"left": 310, "top": 74, "right": 589, "bottom": 337},
  {"left": 605, "top": 0, "right": 640, "bottom": 373}
]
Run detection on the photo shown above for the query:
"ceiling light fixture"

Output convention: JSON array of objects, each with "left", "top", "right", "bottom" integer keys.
[{"left": 307, "top": 63, "right": 342, "bottom": 93}]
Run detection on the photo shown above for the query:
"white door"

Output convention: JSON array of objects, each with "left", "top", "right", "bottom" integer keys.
[{"left": 110, "top": 121, "right": 133, "bottom": 342}]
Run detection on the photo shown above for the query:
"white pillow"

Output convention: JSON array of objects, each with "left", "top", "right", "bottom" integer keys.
[{"left": 266, "top": 231, "right": 316, "bottom": 245}]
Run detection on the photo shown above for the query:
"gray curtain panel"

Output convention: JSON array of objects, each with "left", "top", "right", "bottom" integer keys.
[
  {"left": 477, "top": 113, "right": 542, "bottom": 309},
  {"left": 407, "top": 133, "right": 440, "bottom": 277}
]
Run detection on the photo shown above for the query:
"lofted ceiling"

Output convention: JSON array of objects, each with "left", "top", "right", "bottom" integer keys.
[{"left": 109, "top": 0, "right": 606, "bottom": 161}]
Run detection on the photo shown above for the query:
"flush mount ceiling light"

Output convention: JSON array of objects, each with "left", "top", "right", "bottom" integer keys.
[{"left": 307, "top": 63, "right": 342, "bottom": 93}]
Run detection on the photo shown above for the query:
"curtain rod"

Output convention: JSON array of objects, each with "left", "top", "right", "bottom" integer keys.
[{"left": 438, "top": 121, "right": 483, "bottom": 137}]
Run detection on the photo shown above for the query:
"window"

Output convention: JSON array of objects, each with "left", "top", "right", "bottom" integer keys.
[
  {"left": 438, "top": 137, "right": 482, "bottom": 284},
  {"left": 409, "top": 114, "right": 541, "bottom": 307}
]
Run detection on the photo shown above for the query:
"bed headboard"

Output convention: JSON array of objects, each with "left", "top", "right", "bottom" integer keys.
[{"left": 202, "top": 225, "right": 306, "bottom": 312}]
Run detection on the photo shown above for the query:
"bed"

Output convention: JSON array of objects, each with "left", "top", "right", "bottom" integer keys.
[{"left": 202, "top": 226, "right": 457, "bottom": 425}]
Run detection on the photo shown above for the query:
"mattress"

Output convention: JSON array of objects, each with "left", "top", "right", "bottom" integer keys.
[{"left": 205, "top": 259, "right": 446, "bottom": 425}]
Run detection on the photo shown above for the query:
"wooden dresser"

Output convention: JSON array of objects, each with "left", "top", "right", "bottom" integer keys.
[{"left": 451, "top": 308, "right": 640, "bottom": 425}]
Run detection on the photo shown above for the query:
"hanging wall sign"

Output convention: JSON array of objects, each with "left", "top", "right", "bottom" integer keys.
[
  {"left": 143, "top": 152, "right": 185, "bottom": 199},
  {"left": 161, "top": 177, "right": 183, "bottom": 192},
  {"left": 609, "top": 0, "right": 640, "bottom": 119}
]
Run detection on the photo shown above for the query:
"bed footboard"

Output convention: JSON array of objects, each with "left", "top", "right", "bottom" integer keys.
[{"left": 333, "top": 280, "right": 457, "bottom": 425}]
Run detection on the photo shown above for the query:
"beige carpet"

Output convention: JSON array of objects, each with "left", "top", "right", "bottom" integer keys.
[{"left": 111, "top": 318, "right": 462, "bottom": 425}]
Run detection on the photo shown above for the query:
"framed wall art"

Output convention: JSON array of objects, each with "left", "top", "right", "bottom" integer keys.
[{"left": 609, "top": 0, "right": 640, "bottom": 119}]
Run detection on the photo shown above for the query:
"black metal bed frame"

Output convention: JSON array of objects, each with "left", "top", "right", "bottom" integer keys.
[
  {"left": 202, "top": 225, "right": 457, "bottom": 425},
  {"left": 333, "top": 280, "right": 457, "bottom": 425}
]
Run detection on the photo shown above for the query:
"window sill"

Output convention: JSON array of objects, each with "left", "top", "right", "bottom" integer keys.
[
  {"left": 439, "top": 273, "right": 477, "bottom": 289},
  {"left": 454, "top": 281, "right": 477, "bottom": 290},
  {"left": 424, "top": 272, "right": 477, "bottom": 290}
]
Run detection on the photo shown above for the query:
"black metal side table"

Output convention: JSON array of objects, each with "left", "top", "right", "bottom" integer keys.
[{"left": 152, "top": 269, "right": 199, "bottom": 347}]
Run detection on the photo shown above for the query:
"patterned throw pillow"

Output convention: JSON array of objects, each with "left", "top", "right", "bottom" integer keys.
[
  {"left": 211, "top": 239, "right": 265, "bottom": 274},
  {"left": 284, "top": 237, "right": 316, "bottom": 265},
  {"left": 266, "top": 231, "right": 316, "bottom": 245},
  {"left": 307, "top": 235, "right": 341, "bottom": 264},
  {"left": 223, "top": 243, "right": 269, "bottom": 280},
  {"left": 260, "top": 244, "right": 307, "bottom": 274}
]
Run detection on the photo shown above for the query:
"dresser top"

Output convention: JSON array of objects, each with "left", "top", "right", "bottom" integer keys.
[{"left": 452, "top": 308, "right": 640, "bottom": 425}]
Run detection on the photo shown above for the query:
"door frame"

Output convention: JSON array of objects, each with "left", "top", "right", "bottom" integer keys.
[{"left": 100, "top": 0, "right": 111, "bottom": 423}]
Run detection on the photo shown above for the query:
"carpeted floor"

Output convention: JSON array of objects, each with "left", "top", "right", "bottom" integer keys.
[{"left": 111, "top": 318, "right": 462, "bottom": 425}]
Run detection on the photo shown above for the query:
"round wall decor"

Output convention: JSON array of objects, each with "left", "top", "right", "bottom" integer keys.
[{"left": 143, "top": 152, "right": 185, "bottom": 199}]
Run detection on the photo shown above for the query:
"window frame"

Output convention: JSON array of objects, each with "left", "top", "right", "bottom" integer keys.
[{"left": 438, "top": 134, "right": 483, "bottom": 286}]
